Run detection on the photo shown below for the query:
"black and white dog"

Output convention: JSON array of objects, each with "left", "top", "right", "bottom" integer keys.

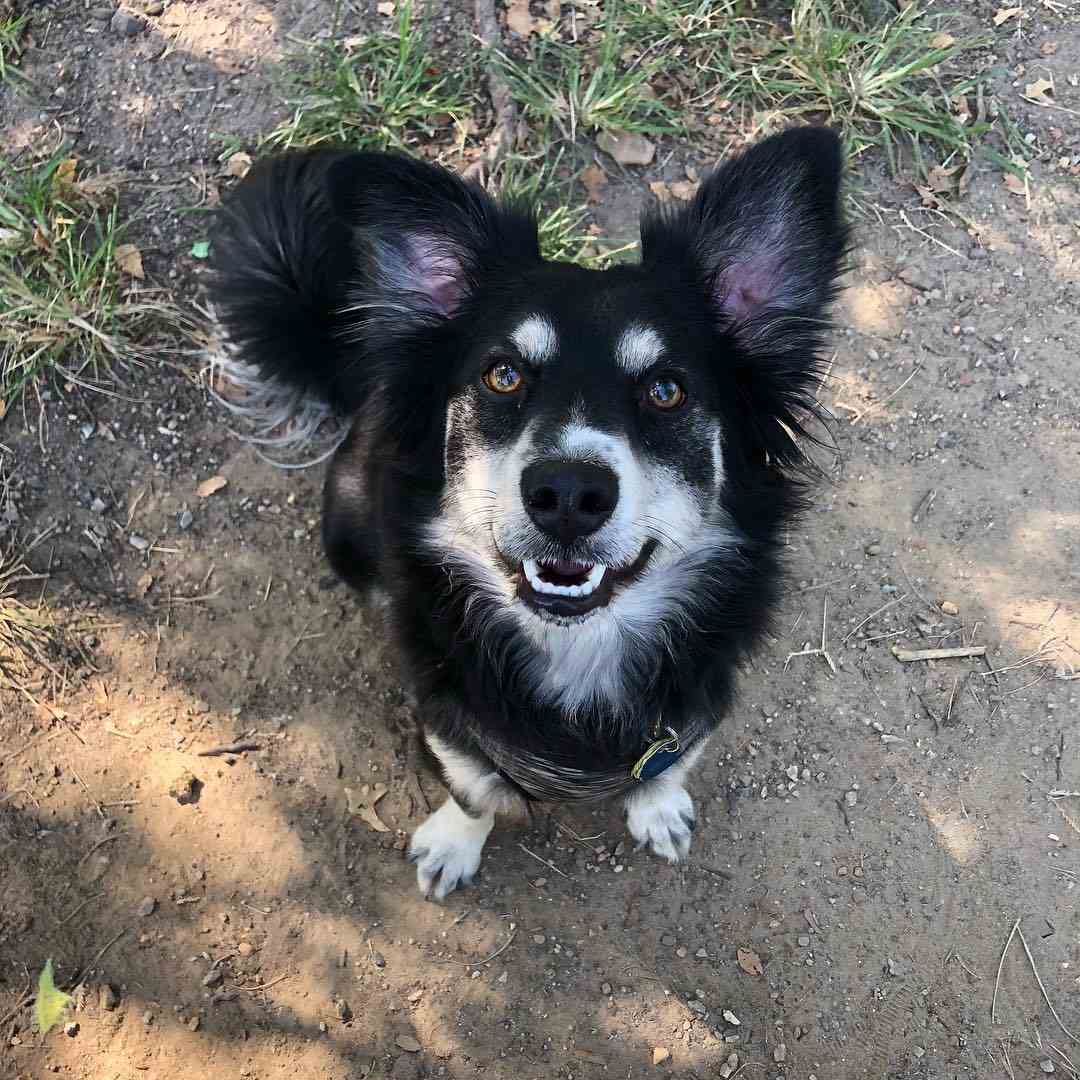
[{"left": 209, "top": 128, "right": 848, "bottom": 899}]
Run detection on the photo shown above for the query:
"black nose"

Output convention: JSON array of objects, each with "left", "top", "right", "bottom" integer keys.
[{"left": 521, "top": 460, "right": 618, "bottom": 544}]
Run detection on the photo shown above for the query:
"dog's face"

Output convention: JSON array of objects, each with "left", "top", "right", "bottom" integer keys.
[
  {"left": 332, "top": 129, "right": 846, "bottom": 709},
  {"left": 438, "top": 268, "right": 730, "bottom": 630}
]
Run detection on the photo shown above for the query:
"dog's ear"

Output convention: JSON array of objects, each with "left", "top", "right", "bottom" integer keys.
[
  {"left": 640, "top": 127, "right": 848, "bottom": 349},
  {"left": 326, "top": 153, "right": 540, "bottom": 330}
]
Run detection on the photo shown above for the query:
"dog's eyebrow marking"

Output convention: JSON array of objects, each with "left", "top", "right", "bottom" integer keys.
[
  {"left": 615, "top": 324, "right": 665, "bottom": 375},
  {"left": 510, "top": 315, "right": 558, "bottom": 364}
]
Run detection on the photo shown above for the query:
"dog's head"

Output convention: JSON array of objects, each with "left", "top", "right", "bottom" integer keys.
[{"left": 326, "top": 129, "right": 847, "bottom": 709}]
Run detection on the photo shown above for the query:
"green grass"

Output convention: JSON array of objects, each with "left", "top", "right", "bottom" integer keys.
[
  {"left": 708, "top": 0, "right": 994, "bottom": 172},
  {"left": 0, "top": 152, "right": 185, "bottom": 406},
  {"left": 264, "top": 2, "right": 472, "bottom": 151},
  {"left": 494, "top": 11, "right": 682, "bottom": 141},
  {"left": 0, "top": 12, "right": 28, "bottom": 85}
]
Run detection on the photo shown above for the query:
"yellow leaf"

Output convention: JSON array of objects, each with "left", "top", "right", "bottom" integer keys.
[
  {"left": 1024, "top": 77, "right": 1054, "bottom": 104},
  {"left": 992, "top": 5, "right": 1021, "bottom": 24},
  {"left": 1003, "top": 172, "right": 1027, "bottom": 195},
  {"left": 115, "top": 243, "right": 144, "bottom": 279},
  {"left": 196, "top": 475, "right": 227, "bottom": 498},
  {"left": 930, "top": 32, "right": 956, "bottom": 49},
  {"left": 223, "top": 151, "right": 253, "bottom": 179},
  {"left": 736, "top": 947, "right": 764, "bottom": 976},
  {"left": 581, "top": 164, "right": 608, "bottom": 203},
  {"left": 36, "top": 959, "right": 72, "bottom": 1036},
  {"left": 53, "top": 158, "right": 78, "bottom": 187},
  {"left": 505, "top": 0, "right": 534, "bottom": 36}
]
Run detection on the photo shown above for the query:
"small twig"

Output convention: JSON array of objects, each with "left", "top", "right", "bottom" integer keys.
[
  {"left": 76, "top": 832, "right": 127, "bottom": 866},
  {"left": 70, "top": 927, "right": 127, "bottom": 987},
  {"left": 518, "top": 843, "right": 569, "bottom": 879},
  {"left": 73, "top": 771, "right": 105, "bottom": 818},
  {"left": 58, "top": 892, "right": 104, "bottom": 927},
  {"left": 234, "top": 973, "right": 289, "bottom": 992},
  {"left": 843, "top": 595, "right": 905, "bottom": 644},
  {"left": 894, "top": 645, "right": 986, "bottom": 662},
  {"left": 992, "top": 917, "right": 1020, "bottom": 1024},
  {"left": 104, "top": 725, "right": 135, "bottom": 740},
  {"left": 241, "top": 901, "right": 271, "bottom": 915},
  {"left": 459, "top": 929, "right": 518, "bottom": 968},
  {"left": 196, "top": 741, "right": 262, "bottom": 758},
  {"left": 1016, "top": 923, "right": 1080, "bottom": 1044}
]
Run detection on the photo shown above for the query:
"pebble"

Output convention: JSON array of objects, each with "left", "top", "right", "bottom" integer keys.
[
  {"left": 785, "top": 765, "right": 799, "bottom": 782},
  {"left": 142, "top": 1010, "right": 154, "bottom": 1025},
  {"left": 90, "top": 497, "right": 108, "bottom": 514},
  {"left": 236, "top": 941, "right": 254, "bottom": 957},
  {"left": 168, "top": 769, "right": 200, "bottom": 805},
  {"left": 1040, "top": 1060, "right": 1055, "bottom": 1074},
  {"left": 143, "top": 0, "right": 164, "bottom": 12},
  {"left": 601, "top": 982, "right": 612, "bottom": 995},
  {"left": 845, "top": 790, "right": 858, "bottom": 807},
  {"left": 336, "top": 999, "right": 352, "bottom": 1022},
  {"left": 178, "top": 509, "right": 194, "bottom": 530},
  {"left": 940, "top": 600, "right": 959, "bottom": 616},
  {"left": 137, "top": 896, "right": 157, "bottom": 917},
  {"left": 652, "top": 1046, "right": 670, "bottom": 1065},
  {"left": 695, "top": 948, "right": 708, "bottom": 958},
  {"left": 128, "top": 533, "right": 150, "bottom": 551},
  {"left": 773, "top": 1043, "right": 787, "bottom": 1063},
  {"left": 675, "top": 946, "right": 687, "bottom": 958},
  {"left": 660, "top": 933, "right": 675, "bottom": 947},
  {"left": 396, "top": 1034, "right": 422, "bottom": 1053},
  {"left": 188, "top": 1015, "right": 200, "bottom": 1031},
  {"left": 718, "top": 1053, "right": 740, "bottom": 1080},
  {"left": 865, "top": 542, "right": 882, "bottom": 556},
  {"left": 99, "top": 984, "right": 119, "bottom": 1011},
  {"left": 722, "top": 1009, "right": 740, "bottom": 1026},
  {"left": 798, "top": 935, "right": 811, "bottom": 947},
  {"left": 202, "top": 968, "right": 223, "bottom": 988},
  {"left": 64, "top": 1022, "right": 79, "bottom": 1037},
  {"left": 532, "top": 934, "right": 546, "bottom": 945},
  {"left": 110, "top": 9, "right": 144, "bottom": 34}
]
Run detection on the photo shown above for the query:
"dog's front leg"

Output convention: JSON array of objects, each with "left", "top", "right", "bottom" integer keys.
[
  {"left": 408, "top": 734, "right": 526, "bottom": 901},
  {"left": 623, "top": 739, "right": 707, "bottom": 863}
]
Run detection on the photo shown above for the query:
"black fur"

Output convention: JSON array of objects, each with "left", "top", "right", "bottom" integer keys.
[{"left": 210, "top": 129, "right": 849, "bottom": 803}]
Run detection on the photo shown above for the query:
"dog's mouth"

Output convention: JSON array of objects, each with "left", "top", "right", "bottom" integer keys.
[{"left": 515, "top": 540, "right": 658, "bottom": 620}]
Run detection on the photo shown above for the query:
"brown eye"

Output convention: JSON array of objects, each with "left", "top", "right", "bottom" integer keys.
[
  {"left": 646, "top": 377, "right": 686, "bottom": 410},
  {"left": 483, "top": 361, "right": 524, "bottom": 394}
]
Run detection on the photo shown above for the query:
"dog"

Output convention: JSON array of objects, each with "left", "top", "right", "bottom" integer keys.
[{"left": 208, "top": 127, "right": 848, "bottom": 900}]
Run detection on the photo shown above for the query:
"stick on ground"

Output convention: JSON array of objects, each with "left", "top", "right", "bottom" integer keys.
[{"left": 893, "top": 645, "right": 987, "bottom": 662}]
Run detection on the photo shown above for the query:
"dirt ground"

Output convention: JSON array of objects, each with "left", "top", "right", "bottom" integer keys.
[{"left": 2, "top": 1, "right": 1079, "bottom": 1079}]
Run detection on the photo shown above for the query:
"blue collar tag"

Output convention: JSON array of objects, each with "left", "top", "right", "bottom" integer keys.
[{"left": 630, "top": 727, "right": 683, "bottom": 781}]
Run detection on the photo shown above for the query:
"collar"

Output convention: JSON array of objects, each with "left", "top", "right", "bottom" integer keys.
[{"left": 630, "top": 725, "right": 685, "bottom": 781}]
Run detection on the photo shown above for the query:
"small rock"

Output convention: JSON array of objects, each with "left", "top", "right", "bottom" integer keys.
[
  {"left": 845, "top": 790, "right": 858, "bottom": 807},
  {"left": 940, "top": 600, "right": 959, "bottom": 616},
  {"left": 128, "top": 533, "right": 150, "bottom": 551},
  {"left": 601, "top": 982, "right": 612, "bottom": 994},
  {"left": 370, "top": 949, "right": 386, "bottom": 968},
  {"left": 695, "top": 948, "right": 708, "bottom": 958},
  {"left": 168, "top": 769, "right": 201, "bottom": 805},
  {"left": 110, "top": 9, "right": 144, "bottom": 34},
  {"left": 64, "top": 1022, "right": 79, "bottom": 1037},
  {"left": 336, "top": 999, "right": 352, "bottom": 1022},
  {"left": 865, "top": 542, "right": 882, "bottom": 556},
  {"left": 202, "top": 968, "right": 223, "bottom": 988},
  {"left": 798, "top": 935, "right": 811, "bottom": 947},
  {"left": 79, "top": 422, "right": 95, "bottom": 441},
  {"left": 718, "top": 1052, "right": 740, "bottom": 1079},
  {"left": 188, "top": 1015, "right": 200, "bottom": 1031},
  {"left": 396, "top": 1034, "right": 422, "bottom": 1053},
  {"left": 898, "top": 266, "right": 933, "bottom": 291},
  {"left": 773, "top": 1043, "right": 787, "bottom": 1063},
  {"left": 532, "top": 934, "right": 546, "bottom": 945},
  {"left": 652, "top": 1046, "right": 670, "bottom": 1066},
  {"left": 722, "top": 1009, "right": 740, "bottom": 1026},
  {"left": 142, "top": 1010, "right": 154, "bottom": 1025},
  {"left": 99, "top": 984, "right": 119, "bottom": 1011},
  {"left": 675, "top": 946, "right": 687, "bottom": 958},
  {"left": 90, "top": 497, "right": 108, "bottom": 514},
  {"left": 597, "top": 129, "right": 656, "bottom": 166},
  {"left": 785, "top": 765, "right": 799, "bottom": 782},
  {"left": 143, "top": 0, "right": 164, "bottom": 12},
  {"left": 178, "top": 509, "right": 194, "bottom": 530},
  {"left": 1040, "top": 1060, "right": 1055, "bottom": 1074},
  {"left": 236, "top": 941, "right": 254, "bottom": 957},
  {"left": 137, "top": 896, "right": 157, "bottom": 917},
  {"left": 660, "top": 933, "right": 675, "bottom": 947}
]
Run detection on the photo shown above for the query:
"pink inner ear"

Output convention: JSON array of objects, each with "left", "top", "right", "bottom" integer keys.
[
  {"left": 718, "top": 256, "right": 781, "bottom": 323},
  {"left": 406, "top": 235, "right": 466, "bottom": 316}
]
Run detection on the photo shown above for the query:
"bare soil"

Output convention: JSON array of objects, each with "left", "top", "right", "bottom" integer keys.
[{"left": 2, "top": 2, "right": 1079, "bottom": 1079}]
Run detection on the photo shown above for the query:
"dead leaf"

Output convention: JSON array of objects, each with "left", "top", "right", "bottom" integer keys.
[
  {"left": 346, "top": 783, "right": 390, "bottom": 833},
  {"left": 926, "top": 163, "right": 961, "bottom": 193},
  {"left": 652, "top": 1047, "right": 671, "bottom": 1065},
  {"left": 32, "top": 225, "right": 50, "bottom": 252},
  {"left": 737, "top": 947, "right": 764, "bottom": 976},
  {"left": 668, "top": 179, "right": 698, "bottom": 201},
  {"left": 1039, "top": 41, "right": 1059, "bottom": 57},
  {"left": 224, "top": 151, "right": 252, "bottom": 179},
  {"left": 581, "top": 164, "right": 608, "bottom": 203},
  {"left": 505, "top": 0, "right": 534, "bottom": 36},
  {"left": 1003, "top": 172, "right": 1027, "bottom": 195},
  {"left": 196, "top": 475, "right": 228, "bottom": 498},
  {"left": 648, "top": 180, "right": 672, "bottom": 200},
  {"left": 914, "top": 184, "right": 941, "bottom": 209},
  {"left": 115, "top": 243, "right": 144, "bottom": 279},
  {"left": 992, "top": 5, "right": 1021, "bottom": 24},
  {"left": 53, "top": 158, "right": 78, "bottom": 188},
  {"left": 0, "top": 399, "right": 7, "bottom": 421},
  {"left": 930, "top": 32, "right": 956, "bottom": 49},
  {"left": 1024, "top": 77, "right": 1054, "bottom": 104},
  {"left": 135, "top": 571, "right": 154, "bottom": 598},
  {"left": 597, "top": 129, "right": 655, "bottom": 166},
  {"left": 376, "top": 0, "right": 395, "bottom": 12},
  {"left": 395, "top": 1035, "right": 422, "bottom": 1053}
]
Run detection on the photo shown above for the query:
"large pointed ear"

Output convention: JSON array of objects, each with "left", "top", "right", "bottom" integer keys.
[
  {"left": 640, "top": 127, "right": 848, "bottom": 349},
  {"left": 325, "top": 152, "right": 541, "bottom": 335}
]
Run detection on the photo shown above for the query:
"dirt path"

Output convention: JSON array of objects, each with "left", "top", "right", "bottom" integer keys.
[{"left": 2, "top": 2, "right": 1079, "bottom": 1078}]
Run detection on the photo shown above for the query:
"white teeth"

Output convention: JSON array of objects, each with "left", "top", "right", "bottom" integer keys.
[{"left": 522, "top": 559, "right": 608, "bottom": 598}]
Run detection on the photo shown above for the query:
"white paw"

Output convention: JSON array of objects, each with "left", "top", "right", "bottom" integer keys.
[
  {"left": 408, "top": 799, "right": 494, "bottom": 901},
  {"left": 626, "top": 783, "right": 695, "bottom": 863}
]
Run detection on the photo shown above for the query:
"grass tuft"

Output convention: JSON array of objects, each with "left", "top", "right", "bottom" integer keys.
[
  {"left": 0, "top": 152, "right": 188, "bottom": 407},
  {"left": 264, "top": 2, "right": 471, "bottom": 151},
  {"left": 0, "top": 11, "right": 28, "bottom": 85}
]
